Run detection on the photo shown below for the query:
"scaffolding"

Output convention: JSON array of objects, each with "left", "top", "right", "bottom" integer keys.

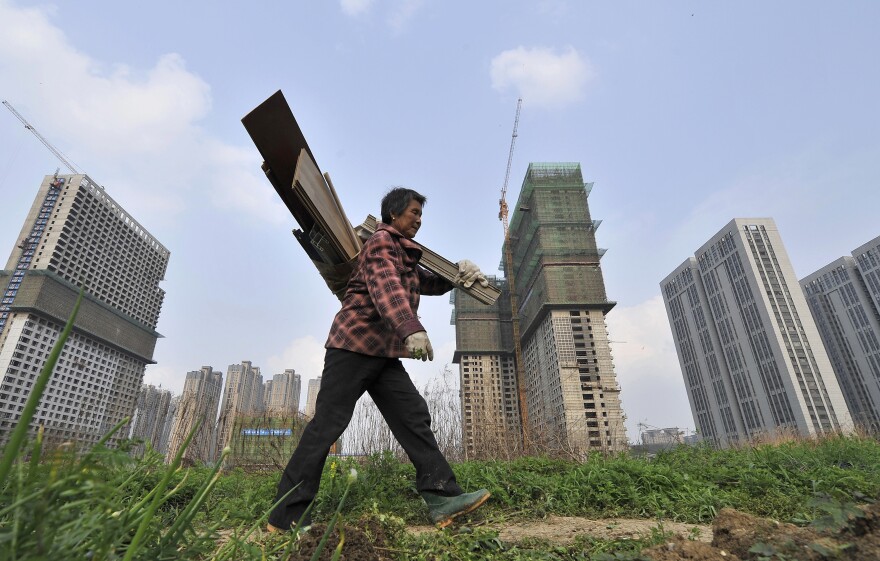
[
  {"left": 0, "top": 176, "right": 65, "bottom": 336},
  {"left": 450, "top": 276, "right": 513, "bottom": 355},
  {"left": 451, "top": 277, "right": 523, "bottom": 458},
  {"left": 452, "top": 162, "right": 629, "bottom": 456},
  {"left": 506, "top": 163, "right": 615, "bottom": 340}
]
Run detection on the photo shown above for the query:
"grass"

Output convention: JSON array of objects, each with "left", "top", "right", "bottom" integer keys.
[
  {"left": 2, "top": 431, "right": 879, "bottom": 559},
  {"left": 372, "top": 437, "right": 880, "bottom": 526},
  {"left": 2, "top": 297, "right": 879, "bottom": 558}
]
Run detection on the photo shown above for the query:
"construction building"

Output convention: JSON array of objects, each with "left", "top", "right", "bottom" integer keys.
[
  {"left": 661, "top": 218, "right": 852, "bottom": 448},
  {"left": 0, "top": 174, "right": 169, "bottom": 447},
  {"left": 801, "top": 234, "right": 880, "bottom": 433},
  {"left": 129, "top": 383, "right": 173, "bottom": 455},
  {"left": 166, "top": 366, "right": 222, "bottom": 465},
  {"left": 453, "top": 163, "right": 628, "bottom": 457},
  {"left": 451, "top": 277, "right": 521, "bottom": 458}
]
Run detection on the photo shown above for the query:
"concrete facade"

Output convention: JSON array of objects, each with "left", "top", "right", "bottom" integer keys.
[
  {"left": 452, "top": 276, "right": 522, "bottom": 458},
  {"left": 661, "top": 218, "right": 852, "bottom": 447},
  {"left": 266, "top": 369, "right": 301, "bottom": 415},
  {"left": 801, "top": 235, "right": 880, "bottom": 433},
  {"left": 305, "top": 377, "right": 321, "bottom": 419},
  {"left": 0, "top": 174, "right": 169, "bottom": 447},
  {"left": 216, "top": 360, "right": 264, "bottom": 454},
  {"left": 166, "top": 366, "right": 222, "bottom": 465},
  {"left": 129, "top": 383, "right": 173, "bottom": 455}
]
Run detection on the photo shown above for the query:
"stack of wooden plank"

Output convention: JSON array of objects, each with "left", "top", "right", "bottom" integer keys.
[{"left": 242, "top": 90, "right": 500, "bottom": 305}]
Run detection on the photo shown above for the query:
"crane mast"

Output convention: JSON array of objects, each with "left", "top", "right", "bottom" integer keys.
[
  {"left": 499, "top": 98, "right": 530, "bottom": 452},
  {"left": 3, "top": 100, "right": 81, "bottom": 175}
]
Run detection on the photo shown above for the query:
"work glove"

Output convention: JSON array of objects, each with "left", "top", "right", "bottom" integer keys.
[
  {"left": 404, "top": 331, "right": 433, "bottom": 361},
  {"left": 456, "top": 259, "right": 489, "bottom": 288}
]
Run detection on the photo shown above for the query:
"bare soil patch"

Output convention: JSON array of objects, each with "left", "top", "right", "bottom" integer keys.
[
  {"left": 248, "top": 500, "right": 880, "bottom": 560},
  {"left": 409, "top": 515, "right": 712, "bottom": 544},
  {"left": 642, "top": 502, "right": 880, "bottom": 561}
]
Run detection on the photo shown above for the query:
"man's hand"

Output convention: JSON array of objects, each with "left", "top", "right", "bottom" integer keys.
[
  {"left": 456, "top": 259, "right": 489, "bottom": 288},
  {"left": 405, "top": 331, "right": 433, "bottom": 361}
]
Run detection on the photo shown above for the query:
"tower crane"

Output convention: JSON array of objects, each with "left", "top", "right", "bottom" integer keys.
[
  {"left": 3, "top": 100, "right": 81, "bottom": 175},
  {"left": 499, "top": 98, "right": 530, "bottom": 452}
]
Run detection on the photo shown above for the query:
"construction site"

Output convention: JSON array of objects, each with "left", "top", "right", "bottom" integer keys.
[{"left": 453, "top": 161, "right": 629, "bottom": 459}]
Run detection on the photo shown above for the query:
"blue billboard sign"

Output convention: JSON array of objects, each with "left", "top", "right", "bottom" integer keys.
[{"left": 240, "top": 428, "right": 292, "bottom": 436}]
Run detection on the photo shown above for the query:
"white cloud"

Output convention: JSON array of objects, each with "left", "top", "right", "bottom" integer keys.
[
  {"left": 202, "top": 138, "right": 290, "bottom": 223},
  {"left": 340, "top": 0, "right": 375, "bottom": 17},
  {"left": 490, "top": 46, "right": 595, "bottom": 108},
  {"left": 265, "top": 335, "right": 327, "bottom": 380},
  {"left": 0, "top": 1, "right": 283, "bottom": 225},
  {"left": 605, "top": 295, "right": 696, "bottom": 440}
]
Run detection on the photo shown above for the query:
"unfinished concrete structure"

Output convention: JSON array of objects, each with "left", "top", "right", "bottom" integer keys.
[
  {"left": 0, "top": 174, "right": 169, "bottom": 447},
  {"left": 801, "top": 234, "right": 880, "bottom": 433},
  {"left": 453, "top": 163, "right": 628, "bottom": 457},
  {"left": 452, "top": 277, "right": 521, "bottom": 458},
  {"left": 661, "top": 218, "right": 852, "bottom": 448}
]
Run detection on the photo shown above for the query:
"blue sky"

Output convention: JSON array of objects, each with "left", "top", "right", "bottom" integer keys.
[{"left": 1, "top": 1, "right": 878, "bottom": 442}]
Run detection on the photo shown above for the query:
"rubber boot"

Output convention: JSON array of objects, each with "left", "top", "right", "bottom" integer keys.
[{"left": 421, "top": 489, "right": 491, "bottom": 528}]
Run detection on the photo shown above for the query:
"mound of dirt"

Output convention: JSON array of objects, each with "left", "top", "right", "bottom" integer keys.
[
  {"left": 290, "top": 517, "right": 393, "bottom": 561},
  {"left": 292, "top": 524, "right": 376, "bottom": 561},
  {"left": 641, "top": 503, "right": 880, "bottom": 561}
]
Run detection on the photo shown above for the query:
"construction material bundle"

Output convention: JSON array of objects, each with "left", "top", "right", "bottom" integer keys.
[{"left": 242, "top": 91, "right": 499, "bottom": 305}]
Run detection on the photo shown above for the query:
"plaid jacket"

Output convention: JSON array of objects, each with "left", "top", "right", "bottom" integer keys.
[{"left": 325, "top": 223, "right": 454, "bottom": 357}]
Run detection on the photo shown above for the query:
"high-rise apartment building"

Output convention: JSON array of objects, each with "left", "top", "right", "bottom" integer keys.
[
  {"left": 661, "top": 218, "right": 852, "bottom": 448},
  {"left": 266, "top": 369, "right": 301, "bottom": 415},
  {"left": 305, "top": 376, "right": 321, "bottom": 419},
  {"left": 453, "top": 163, "right": 628, "bottom": 457},
  {"left": 0, "top": 174, "right": 169, "bottom": 446},
  {"left": 129, "top": 383, "right": 173, "bottom": 455},
  {"left": 166, "top": 366, "right": 222, "bottom": 464},
  {"left": 216, "top": 360, "right": 264, "bottom": 452},
  {"left": 801, "top": 235, "right": 880, "bottom": 433}
]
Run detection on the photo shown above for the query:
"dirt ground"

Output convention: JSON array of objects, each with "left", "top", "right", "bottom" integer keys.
[
  {"left": 288, "top": 500, "right": 880, "bottom": 560},
  {"left": 409, "top": 515, "right": 713, "bottom": 544}
]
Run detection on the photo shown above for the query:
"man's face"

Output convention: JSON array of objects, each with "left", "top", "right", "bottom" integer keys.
[{"left": 392, "top": 199, "right": 422, "bottom": 239}]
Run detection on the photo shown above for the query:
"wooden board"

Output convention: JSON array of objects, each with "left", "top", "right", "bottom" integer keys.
[
  {"left": 242, "top": 91, "right": 500, "bottom": 305},
  {"left": 242, "top": 91, "right": 318, "bottom": 231},
  {"left": 292, "top": 149, "right": 360, "bottom": 260}
]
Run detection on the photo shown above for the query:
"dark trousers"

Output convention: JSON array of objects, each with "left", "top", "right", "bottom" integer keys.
[{"left": 268, "top": 348, "right": 462, "bottom": 529}]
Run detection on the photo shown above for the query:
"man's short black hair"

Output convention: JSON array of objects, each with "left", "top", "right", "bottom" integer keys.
[{"left": 381, "top": 187, "right": 427, "bottom": 224}]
